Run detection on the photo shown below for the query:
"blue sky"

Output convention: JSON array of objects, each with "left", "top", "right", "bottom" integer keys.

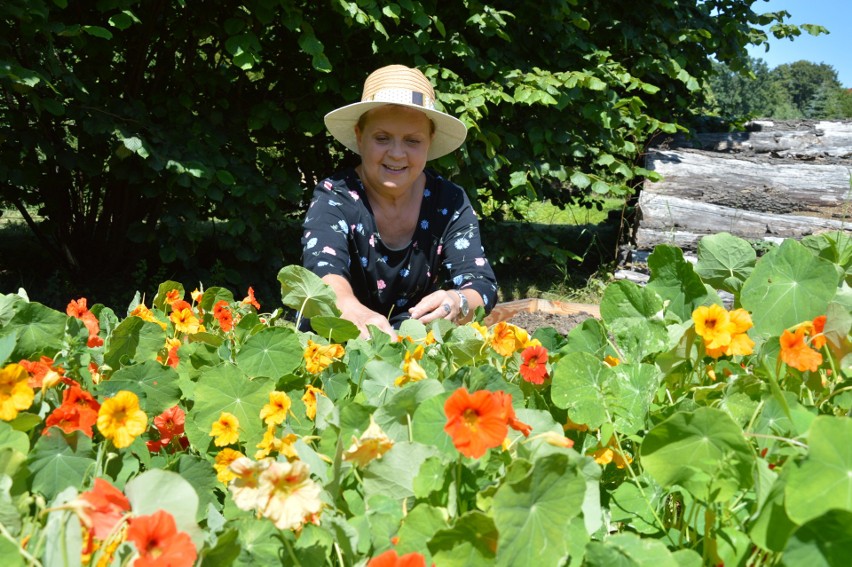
[{"left": 746, "top": 0, "right": 852, "bottom": 87}]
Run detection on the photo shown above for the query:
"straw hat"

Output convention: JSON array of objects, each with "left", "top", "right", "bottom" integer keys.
[{"left": 324, "top": 65, "right": 468, "bottom": 161}]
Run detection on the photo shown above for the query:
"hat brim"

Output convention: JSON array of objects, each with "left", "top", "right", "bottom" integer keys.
[{"left": 324, "top": 101, "right": 468, "bottom": 161}]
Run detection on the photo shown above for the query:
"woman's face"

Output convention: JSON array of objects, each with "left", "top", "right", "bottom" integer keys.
[{"left": 355, "top": 105, "right": 434, "bottom": 195}]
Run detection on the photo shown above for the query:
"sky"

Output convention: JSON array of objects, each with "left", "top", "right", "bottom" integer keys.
[{"left": 745, "top": 0, "right": 852, "bottom": 87}]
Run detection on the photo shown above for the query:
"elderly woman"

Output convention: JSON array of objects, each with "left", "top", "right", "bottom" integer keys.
[{"left": 301, "top": 64, "right": 498, "bottom": 339}]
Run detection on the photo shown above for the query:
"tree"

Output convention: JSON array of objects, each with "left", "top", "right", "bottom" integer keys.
[
  {"left": 770, "top": 60, "right": 842, "bottom": 116},
  {"left": 0, "top": 0, "right": 820, "bottom": 293}
]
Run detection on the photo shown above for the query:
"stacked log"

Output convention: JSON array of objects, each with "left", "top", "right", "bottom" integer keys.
[{"left": 633, "top": 120, "right": 852, "bottom": 253}]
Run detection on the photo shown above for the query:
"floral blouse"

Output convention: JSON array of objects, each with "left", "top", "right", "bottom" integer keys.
[{"left": 301, "top": 168, "right": 498, "bottom": 325}]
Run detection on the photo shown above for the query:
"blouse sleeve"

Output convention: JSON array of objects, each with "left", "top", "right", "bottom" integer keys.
[
  {"left": 439, "top": 184, "right": 499, "bottom": 313},
  {"left": 301, "top": 179, "right": 353, "bottom": 281}
]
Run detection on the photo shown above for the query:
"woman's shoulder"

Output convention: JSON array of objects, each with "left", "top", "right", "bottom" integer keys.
[
  {"left": 314, "top": 168, "right": 364, "bottom": 202},
  {"left": 424, "top": 169, "right": 469, "bottom": 208}
]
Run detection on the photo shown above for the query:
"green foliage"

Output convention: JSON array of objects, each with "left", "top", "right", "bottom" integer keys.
[{"left": 0, "top": 0, "right": 814, "bottom": 287}]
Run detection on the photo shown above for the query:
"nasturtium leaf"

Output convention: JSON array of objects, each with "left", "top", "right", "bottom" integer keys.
[
  {"left": 646, "top": 244, "right": 717, "bottom": 322},
  {"left": 187, "top": 363, "right": 274, "bottom": 450},
  {"left": 741, "top": 239, "right": 840, "bottom": 337},
  {"left": 362, "top": 441, "right": 439, "bottom": 501},
  {"left": 559, "top": 317, "right": 608, "bottom": 357},
  {"left": 785, "top": 416, "right": 852, "bottom": 524},
  {"left": 364, "top": 493, "right": 404, "bottom": 551},
  {"left": 640, "top": 407, "right": 755, "bottom": 502},
  {"left": 550, "top": 351, "right": 614, "bottom": 429},
  {"left": 43, "top": 488, "right": 83, "bottom": 567},
  {"left": 176, "top": 454, "right": 219, "bottom": 522},
  {"left": 695, "top": 232, "right": 755, "bottom": 295},
  {"left": 374, "top": 379, "right": 444, "bottom": 441},
  {"left": 97, "top": 360, "right": 180, "bottom": 415},
  {"left": 610, "top": 363, "right": 661, "bottom": 435},
  {"left": 429, "top": 511, "right": 497, "bottom": 567},
  {"left": 0, "top": 334, "right": 15, "bottom": 365},
  {"left": 232, "top": 517, "right": 281, "bottom": 564},
  {"left": 153, "top": 280, "right": 185, "bottom": 311},
  {"left": 125, "top": 469, "right": 203, "bottom": 546},
  {"left": 395, "top": 504, "right": 448, "bottom": 562},
  {"left": 585, "top": 532, "right": 697, "bottom": 566},
  {"left": 0, "top": 538, "right": 24, "bottom": 567},
  {"left": 783, "top": 509, "right": 852, "bottom": 567},
  {"left": 308, "top": 316, "right": 361, "bottom": 343},
  {"left": 411, "top": 391, "right": 455, "bottom": 455},
  {"left": 749, "top": 464, "right": 796, "bottom": 553},
  {"left": 0, "top": 301, "right": 66, "bottom": 360},
  {"left": 199, "top": 286, "right": 235, "bottom": 313},
  {"left": 600, "top": 279, "right": 664, "bottom": 322},
  {"left": 599, "top": 280, "right": 672, "bottom": 362},
  {"left": 28, "top": 431, "right": 95, "bottom": 501},
  {"left": 492, "top": 453, "right": 587, "bottom": 567},
  {"left": 608, "top": 480, "right": 663, "bottom": 535},
  {"left": 235, "top": 326, "right": 302, "bottom": 379},
  {"left": 277, "top": 265, "right": 340, "bottom": 319},
  {"left": 104, "top": 316, "right": 166, "bottom": 368},
  {"left": 412, "top": 456, "right": 448, "bottom": 499},
  {"left": 361, "top": 360, "right": 402, "bottom": 407}
]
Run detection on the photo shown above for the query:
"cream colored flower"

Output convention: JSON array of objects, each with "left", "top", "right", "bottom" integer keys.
[
  {"left": 256, "top": 460, "right": 323, "bottom": 531},
  {"left": 342, "top": 415, "right": 394, "bottom": 467}
]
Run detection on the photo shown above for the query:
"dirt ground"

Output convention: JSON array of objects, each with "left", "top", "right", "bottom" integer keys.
[{"left": 504, "top": 310, "right": 593, "bottom": 336}]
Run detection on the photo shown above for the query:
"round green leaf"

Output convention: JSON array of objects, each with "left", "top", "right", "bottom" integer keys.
[
  {"left": 235, "top": 326, "right": 303, "bottom": 379},
  {"left": 1, "top": 301, "right": 66, "bottom": 360},
  {"left": 362, "top": 441, "right": 439, "bottom": 501},
  {"left": 640, "top": 407, "right": 755, "bottom": 502},
  {"left": 783, "top": 509, "right": 852, "bottom": 567},
  {"left": 551, "top": 351, "right": 614, "bottom": 429},
  {"left": 785, "top": 416, "right": 852, "bottom": 524},
  {"left": 28, "top": 431, "right": 95, "bottom": 501},
  {"left": 695, "top": 232, "right": 756, "bottom": 293},
  {"left": 429, "top": 511, "right": 497, "bottom": 567},
  {"left": 97, "top": 359, "right": 180, "bottom": 415},
  {"left": 741, "top": 239, "right": 840, "bottom": 336}
]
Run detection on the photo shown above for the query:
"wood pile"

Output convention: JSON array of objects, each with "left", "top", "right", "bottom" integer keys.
[{"left": 631, "top": 120, "right": 852, "bottom": 254}]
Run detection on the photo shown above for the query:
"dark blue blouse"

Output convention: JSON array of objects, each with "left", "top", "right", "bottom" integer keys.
[{"left": 301, "top": 168, "right": 498, "bottom": 325}]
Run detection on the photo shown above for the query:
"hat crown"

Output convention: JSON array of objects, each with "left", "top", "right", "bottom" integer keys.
[{"left": 361, "top": 65, "right": 436, "bottom": 105}]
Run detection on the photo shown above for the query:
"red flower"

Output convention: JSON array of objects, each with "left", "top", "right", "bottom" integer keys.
[
  {"left": 43, "top": 383, "right": 100, "bottom": 437},
  {"left": 444, "top": 388, "right": 508, "bottom": 458},
  {"left": 170, "top": 300, "right": 191, "bottom": 314},
  {"left": 242, "top": 287, "right": 260, "bottom": 310},
  {"left": 367, "top": 549, "right": 427, "bottom": 567},
  {"left": 213, "top": 300, "right": 234, "bottom": 332},
  {"left": 154, "top": 406, "right": 187, "bottom": 447},
  {"left": 77, "top": 478, "right": 131, "bottom": 540},
  {"left": 66, "top": 298, "right": 103, "bottom": 347},
  {"left": 18, "top": 356, "right": 66, "bottom": 389},
  {"left": 127, "top": 509, "right": 197, "bottom": 567},
  {"left": 493, "top": 391, "right": 532, "bottom": 437},
  {"left": 519, "top": 345, "right": 549, "bottom": 384}
]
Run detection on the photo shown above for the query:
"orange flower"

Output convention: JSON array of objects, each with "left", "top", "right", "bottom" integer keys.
[
  {"left": 154, "top": 405, "right": 186, "bottom": 447},
  {"left": 589, "top": 436, "right": 633, "bottom": 469},
  {"left": 164, "top": 289, "right": 182, "bottom": 305},
  {"left": 444, "top": 388, "right": 508, "bottom": 458},
  {"left": 396, "top": 345, "right": 427, "bottom": 386},
  {"left": 18, "top": 356, "right": 66, "bottom": 389},
  {"left": 489, "top": 322, "right": 528, "bottom": 356},
  {"left": 67, "top": 297, "right": 103, "bottom": 347},
  {"left": 519, "top": 345, "right": 549, "bottom": 384},
  {"left": 564, "top": 416, "right": 589, "bottom": 432},
  {"left": 603, "top": 355, "right": 620, "bottom": 367},
  {"left": 127, "top": 509, "right": 197, "bottom": 567},
  {"left": 213, "top": 300, "right": 234, "bottom": 332},
  {"left": 190, "top": 288, "right": 203, "bottom": 304},
  {"left": 367, "top": 549, "right": 427, "bottom": 567},
  {"left": 76, "top": 478, "right": 132, "bottom": 540},
  {"left": 493, "top": 390, "right": 532, "bottom": 437},
  {"left": 130, "top": 303, "right": 167, "bottom": 330},
  {"left": 44, "top": 383, "right": 100, "bottom": 437},
  {"left": 811, "top": 315, "right": 827, "bottom": 350},
  {"left": 242, "top": 287, "right": 261, "bottom": 310},
  {"left": 780, "top": 327, "right": 823, "bottom": 372}
]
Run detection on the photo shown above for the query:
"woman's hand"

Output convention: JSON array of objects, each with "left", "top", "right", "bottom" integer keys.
[
  {"left": 409, "top": 290, "right": 460, "bottom": 324},
  {"left": 339, "top": 301, "right": 397, "bottom": 341}
]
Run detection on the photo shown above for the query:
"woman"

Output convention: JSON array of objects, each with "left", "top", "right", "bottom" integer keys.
[{"left": 302, "top": 64, "right": 498, "bottom": 339}]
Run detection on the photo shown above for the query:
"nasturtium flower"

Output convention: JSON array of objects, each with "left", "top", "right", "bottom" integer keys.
[
  {"left": 18, "top": 356, "right": 65, "bottom": 389},
  {"left": 589, "top": 436, "right": 633, "bottom": 469},
  {"left": 396, "top": 345, "right": 427, "bottom": 386},
  {"left": 209, "top": 412, "right": 240, "bottom": 446},
  {"left": 534, "top": 430, "right": 575, "bottom": 449},
  {"left": 489, "top": 322, "right": 531, "bottom": 356},
  {"left": 165, "top": 289, "right": 182, "bottom": 305},
  {"left": 444, "top": 387, "right": 508, "bottom": 459},
  {"left": 213, "top": 300, "right": 234, "bottom": 332},
  {"left": 255, "top": 425, "right": 290, "bottom": 460},
  {"left": 154, "top": 405, "right": 186, "bottom": 446},
  {"left": 160, "top": 337, "right": 181, "bottom": 368},
  {"left": 97, "top": 391, "right": 148, "bottom": 448},
  {"left": 259, "top": 391, "right": 292, "bottom": 426},
  {"left": 170, "top": 308, "right": 203, "bottom": 335},
  {"left": 493, "top": 390, "right": 532, "bottom": 437},
  {"left": 724, "top": 308, "right": 755, "bottom": 357},
  {"left": 519, "top": 345, "right": 549, "bottom": 384},
  {"left": 75, "top": 478, "right": 132, "bottom": 540},
  {"left": 692, "top": 304, "right": 735, "bottom": 351},
  {"left": 255, "top": 459, "right": 323, "bottom": 531},
  {"left": 811, "top": 315, "right": 827, "bottom": 350},
  {"left": 303, "top": 340, "right": 345, "bottom": 375},
  {"left": 67, "top": 297, "right": 103, "bottom": 347},
  {"left": 130, "top": 303, "right": 167, "bottom": 330},
  {"left": 214, "top": 448, "right": 245, "bottom": 484},
  {"left": 191, "top": 288, "right": 203, "bottom": 304},
  {"left": 228, "top": 457, "right": 267, "bottom": 510},
  {"left": 127, "top": 509, "right": 197, "bottom": 567},
  {"left": 242, "top": 286, "right": 261, "bottom": 310},
  {"left": 342, "top": 415, "right": 394, "bottom": 467},
  {"left": 564, "top": 416, "right": 590, "bottom": 432},
  {"left": 44, "top": 383, "right": 100, "bottom": 437},
  {"left": 780, "top": 327, "right": 823, "bottom": 372},
  {"left": 603, "top": 355, "right": 620, "bottom": 367},
  {"left": 367, "top": 549, "right": 427, "bottom": 567},
  {"left": 0, "top": 363, "right": 35, "bottom": 421},
  {"left": 470, "top": 321, "right": 490, "bottom": 340},
  {"left": 302, "top": 385, "right": 326, "bottom": 420}
]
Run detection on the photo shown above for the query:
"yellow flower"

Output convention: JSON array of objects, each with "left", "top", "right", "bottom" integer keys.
[
  {"left": 259, "top": 391, "right": 292, "bottom": 426},
  {"left": 191, "top": 288, "right": 203, "bottom": 303},
  {"left": 170, "top": 307, "right": 203, "bottom": 335},
  {"left": 470, "top": 321, "right": 490, "bottom": 340},
  {"left": 0, "top": 363, "right": 34, "bottom": 421},
  {"left": 130, "top": 303, "right": 167, "bottom": 330},
  {"left": 214, "top": 448, "right": 245, "bottom": 484},
  {"left": 396, "top": 345, "right": 427, "bottom": 387},
  {"left": 302, "top": 385, "right": 326, "bottom": 420},
  {"left": 303, "top": 340, "right": 345, "bottom": 375},
  {"left": 342, "top": 415, "right": 394, "bottom": 467},
  {"left": 725, "top": 308, "right": 755, "bottom": 356},
  {"left": 209, "top": 412, "right": 240, "bottom": 446},
  {"left": 255, "top": 424, "right": 292, "bottom": 460},
  {"left": 96, "top": 391, "right": 148, "bottom": 449},
  {"left": 692, "top": 304, "right": 736, "bottom": 351},
  {"left": 589, "top": 436, "right": 633, "bottom": 469}
]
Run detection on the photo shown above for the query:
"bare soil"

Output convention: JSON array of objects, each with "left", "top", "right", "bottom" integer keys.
[{"left": 505, "top": 310, "right": 593, "bottom": 336}]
